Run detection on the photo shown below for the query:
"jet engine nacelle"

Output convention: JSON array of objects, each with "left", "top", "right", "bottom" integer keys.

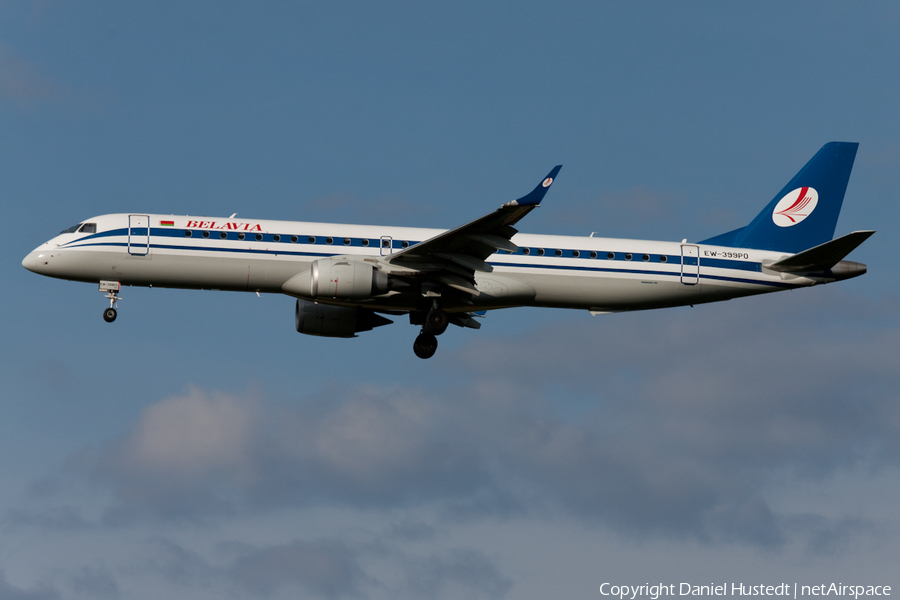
[
  {"left": 295, "top": 299, "right": 393, "bottom": 338},
  {"left": 282, "top": 258, "right": 391, "bottom": 300}
]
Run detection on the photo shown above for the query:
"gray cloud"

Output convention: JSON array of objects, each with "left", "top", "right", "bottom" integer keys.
[
  {"left": 68, "top": 566, "right": 120, "bottom": 600},
  {"left": 4, "top": 506, "right": 93, "bottom": 532},
  {"left": 226, "top": 540, "right": 365, "bottom": 599},
  {"left": 0, "top": 571, "right": 60, "bottom": 600},
  {"left": 144, "top": 536, "right": 513, "bottom": 600},
  {"left": 45, "top": 289, "right": 900, "bottom": 552},
  {"left": 149, "top": 538, "right": 365, "bottom": 599},
  {"left": 401, "top": 549, "right": 512, "bottom": 599}
]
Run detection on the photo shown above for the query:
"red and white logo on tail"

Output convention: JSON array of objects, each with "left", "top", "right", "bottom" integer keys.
[{"left": 772, "top": 187, "right": 818, "bottom": 227}]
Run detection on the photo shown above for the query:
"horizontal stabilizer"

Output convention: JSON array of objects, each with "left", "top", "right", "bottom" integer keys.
[{"left": 766, "top": 230, "right": 874, "bottom": 273}]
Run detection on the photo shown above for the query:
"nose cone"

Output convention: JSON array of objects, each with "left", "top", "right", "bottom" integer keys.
[{"left": 22, "top": 249, "right": 47, "bottom": 274}]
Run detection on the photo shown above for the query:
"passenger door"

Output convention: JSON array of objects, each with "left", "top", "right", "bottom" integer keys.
[
  {"left": 128, "top": 215, "right": 150, "bottom": 256},
  {"left": 680, "top": 244, "right": 699, "bottom": 285}
]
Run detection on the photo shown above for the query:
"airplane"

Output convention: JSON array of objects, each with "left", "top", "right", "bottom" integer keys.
[{"left": 22, "top": 142, "right": 873, "bottom": 359}]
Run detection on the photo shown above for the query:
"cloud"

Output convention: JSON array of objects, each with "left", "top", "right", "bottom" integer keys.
[
  {"left": 68, "top": 566, "right": 120, "bottom": 600},
  {"left": 401, "top": 550, "right": 512, "bottom": 599},
  {"left": 0, "top": 570, "right": 60, "bottom": 600},
  {"left": 45, "top": 289, "right": 900, "bottom": 552},
  {"left": 225, "top": 540, "right": 365, "bottom": 599},
  {"left": 144, "top": 536, "right": 513, "bottom": 600},
  {"left": 149, "top": 538, "right": 364, "bottom": 599},
  {"left": 88, "top": 385, "right": 492, "bottom": 522},
  {"left": 4, "top": 506, "right": 93, "bottom": 532},
  {"left": 91, "top": 387, "right": 262, "bottom": 519}
]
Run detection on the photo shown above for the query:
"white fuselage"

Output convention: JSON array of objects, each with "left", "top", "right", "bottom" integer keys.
[{"left": 22, "top": 213, "right": 818, "bottom": 314}]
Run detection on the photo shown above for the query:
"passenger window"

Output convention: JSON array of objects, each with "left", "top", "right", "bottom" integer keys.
[
  {"left": 642, "top": 254, "right": 649, "bottom": 261},
  {"left": 660, "top": 255, "right": 668, "bottom": 263},
  {"left": 572, "top": 250, "right": 580, "bottom": 258},
  {"left": 382, "top": 239, "right": 390, "bottom": 248},
  {"left": 291, "top": 236, "right": 298, "bottom": 243},
  {"left": 273, "top": 234, "right": 281, "bottom": 242},
  {"left": 238, "top": 233, "right": 245, "bottom": 240},
  {"left": 554, "top": 249, "right": 562, "bottom": 257},
  {"left": 202, "top": 231, "right": 210, "bottom": 238},
  {"left": 625, "top": 253, "right": 632, "bottom": 261},
  {"left": 402, "top": 241, "right": 409, "bottom": 248},
  {"left": 255, "top": 233, "right": 263, "bottom": 241},
  {"left": 590, "top": 251, "right": 597, "bottom": 259},
  {"left": 537, "top": 248, "right": 545, "bottom": 256},
  {"left": 607, "top": 252, "right": 615, "bottom": 259},
  {"left": 362, "top": 239, "right": 369, "bottom": 247},
  {"left": 522, "top": 248, "right": 531, "bottom": 255},
  {"left": 185, "top": 230, "right": 193, "bottom": 238},
  {"left": 220, "top": 232, "right": 228, "bottom": 239},
  {"left": 344, "top": 238, "right": 351, "bottom": 245},
  {"left": 326, "top": 237, "right": 333, "bottom": 245}
]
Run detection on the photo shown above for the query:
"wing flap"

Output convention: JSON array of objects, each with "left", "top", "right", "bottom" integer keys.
[
  {"left": 465, "top": 233, "right": 519, "bottom": 253},
  {"left": 438, "top": 273, "right": 479, "bottom": 295},
  {"left": 435, "top": 252, "right": 493, "bottom": 273}
]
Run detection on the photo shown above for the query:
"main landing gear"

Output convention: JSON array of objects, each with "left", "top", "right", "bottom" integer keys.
[
  {"left": 413, "top": 307, "right": 448, "bottom": 359},
  {"left": 99, "top": 280, "right": 121, "bottom": 323},
  {"left": 413, "top": 332, "right": 438, "bottom": 359}
]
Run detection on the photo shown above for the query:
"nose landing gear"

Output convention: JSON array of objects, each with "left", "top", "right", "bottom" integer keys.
[{"left": 99, "top": 280, "right": 121, "bottom": 323}]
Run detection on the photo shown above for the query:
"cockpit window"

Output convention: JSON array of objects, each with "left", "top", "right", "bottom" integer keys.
[
  {"left": 60, "top": 223, "right": 82, "bottom": 234},
  {"left": 78, "top": 223, "right": 97, "bottom": 234}
]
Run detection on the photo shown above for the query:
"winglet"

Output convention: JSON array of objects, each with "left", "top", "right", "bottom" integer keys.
[{"left": 503, "top": 165, "right": 562, "bottom": 207}]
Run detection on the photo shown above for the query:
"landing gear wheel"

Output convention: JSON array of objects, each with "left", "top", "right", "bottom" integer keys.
[
  {"left": 103, "top": 307, "right": 117, "bottom": 323},
  {"left": 413, "top": 332, "right": 438, "bottom": 359},
  {"left": 423, "top": 308, "right": 449, "bottom": 335}
]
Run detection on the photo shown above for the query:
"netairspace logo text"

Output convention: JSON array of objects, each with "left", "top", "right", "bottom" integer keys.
[{"left": 599, "top": 584, "right": 892, "bottom": 600}]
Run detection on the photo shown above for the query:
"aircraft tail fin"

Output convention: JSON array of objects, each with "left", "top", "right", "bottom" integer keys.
[{"left": 700, "top": 142, "right": 859, "bottom": 253}]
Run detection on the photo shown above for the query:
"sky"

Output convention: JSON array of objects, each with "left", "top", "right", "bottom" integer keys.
[{"left": 2, "top": 2, "right": 899, "bottom": 599}]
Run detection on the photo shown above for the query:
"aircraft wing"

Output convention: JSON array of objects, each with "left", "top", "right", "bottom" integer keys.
[{"left": 386, "top": 166, "right": 562, "bottom": 295}]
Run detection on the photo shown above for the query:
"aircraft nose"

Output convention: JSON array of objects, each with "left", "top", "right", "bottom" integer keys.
[{"left": 22, "top": 250, "right": 48, "bottom": 274}]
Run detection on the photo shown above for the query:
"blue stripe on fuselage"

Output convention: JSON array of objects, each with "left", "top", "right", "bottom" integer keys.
[{"left": 64, "top": 236, "right": 789, "bottom": 289}]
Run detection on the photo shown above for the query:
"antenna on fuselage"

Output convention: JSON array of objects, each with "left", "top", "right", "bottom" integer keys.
[{"left": 230, "top": 213, "right": 238, "bottom": 218}]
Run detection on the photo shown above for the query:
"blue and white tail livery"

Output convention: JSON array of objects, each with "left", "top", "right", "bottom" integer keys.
[
  {"left": 702, "top": 142, "right": 859, "bottom": 253},
  {"left": 23, "top": 143, "right": 873, "bottom": 358}
]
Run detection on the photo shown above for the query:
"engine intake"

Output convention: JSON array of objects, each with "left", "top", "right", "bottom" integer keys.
[
  {"left": 295, "top": 299, "right": 393, "bottom": 337},
  {"left": 282, "top": 258, "right": 391, "bottom": 300}
]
